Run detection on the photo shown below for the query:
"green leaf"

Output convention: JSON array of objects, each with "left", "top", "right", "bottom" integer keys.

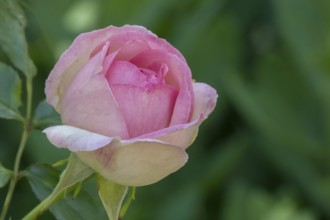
[
  {"left": 0, "top": 163, "right": 12, "bottom": 188},
  {"left": 0, "top": 0, "right": 36, "bottom": 77},
  {"left": 23, "top": 163, "right": 106, "bottom": 219},
  {"left": 98, "top": 175, "right": 128, "bottom": 220},
  {"left": 33, "top": 100, "right": 61, "bottom": 129},
  {"left": 0, "top": 62, "right": 23, "bottom": 120},
  {"left": 221, "top": 183, "right": 317, "bottom": 220},
  {"left": 23, "top": 154, "right": 96, "bottom": 219}
]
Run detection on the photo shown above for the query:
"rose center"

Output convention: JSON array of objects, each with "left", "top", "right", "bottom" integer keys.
[{"left": 105, "top": 60, "right": 178, "bottom": 138}]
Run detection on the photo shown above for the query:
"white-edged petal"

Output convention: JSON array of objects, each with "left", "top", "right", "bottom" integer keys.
[{"left": 43, "top": 125, "right": 117, "bottom": 152}]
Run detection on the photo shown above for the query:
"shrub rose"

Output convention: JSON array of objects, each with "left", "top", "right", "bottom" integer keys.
[{"left": 44, "top": 25, "right": 217, "bottom": 186}]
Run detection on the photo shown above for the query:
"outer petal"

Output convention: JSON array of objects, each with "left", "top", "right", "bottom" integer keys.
[
  {"left": 190, "top": 82, "right": 218, "bottom": 120},
  {"left": 61, "top": 43, "right": 129, "bottom": 138},
  {"left": 101, "top": 25, "right": 186, "bottom": 62},
  {"left": 46, "top": 25, "right": 168, "bottom": 111},
  {"left": 43, "top": 125, "right": 116, "bottom": 152},
  {"left": 77, "top": 139, "right": 188, "bottom": 186},
  {"left": 137, "top": 82, "right": 218, "bottom": 149},
  {"left": 45, "top": 26, "right": 118, "bottom": 111}
]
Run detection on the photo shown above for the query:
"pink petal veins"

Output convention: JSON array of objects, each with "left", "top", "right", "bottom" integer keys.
[
  {"left": 61, "top": 43, "right": 129, "bottom": 138},
  {"left": 111, "top": 84, "right": 178, "bottom": 138}
]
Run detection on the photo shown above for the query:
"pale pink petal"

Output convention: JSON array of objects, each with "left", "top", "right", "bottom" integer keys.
[
  {"left": 137, "top": 116, "right": 202, "bottom": 149},
  {"left": 102, "top": 25, "right": 186, "bottom": 62},
  {"left": 61, "top": 44, "right": 129, "bottom": 138},
  {"left": 136, "top": 83, "right": 218, "bottom": 149},
  {"left": 45, "top": 25, "right": 186, "bottom": 111},
  {"left": 191, "top": 82, "right": 218, "bottom": 120},
  {"left": 106, "top": 60, "right": 147, "bottom": 87},
  {"left": 76, "top": 140, "right": 188, "bottom": 186},
  {"left": 130, "top": 49, "right": 193, "bottom": 125},
  {"left": 116, "top": 39, "right": 150, "bottom": 60},
  {"left": 43, "top": 125, "right": 116, "bottom": 152},
  {"left": 118, "top": 25, "right": 186, "bottom": 61},
  {"left": 111, "top": 84, "right": 178, "bottom": 138},
  {"left": 45, "top": 26, "right": 119, "bottom": 111}
]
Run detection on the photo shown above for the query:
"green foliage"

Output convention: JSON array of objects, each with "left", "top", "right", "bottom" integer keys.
[
  {"left": 0, "top": 163, "right": 12, "bottom": 188},
  {"left": 33, "top": 100, "right": 60, "bottom": 129},
  {"left": 221, "top": 183, "right": 317, "bottom": 220},
  {"left": 1, "top": 0, "right": 330, "bottom": 219},
  {"left": 0, "top": 0, "right": 36, "bottom": 77},
  {"left": 23, "top": 164, "right": 106, "bottom": 219},
  {"left": 0, "top": 62, "right": 22, "bottom": 120},
  {"left": 23, "top": 154, "right": 102, "bottom": 220}
]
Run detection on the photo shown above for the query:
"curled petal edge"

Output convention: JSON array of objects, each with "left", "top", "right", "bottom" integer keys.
[
  {"left": 43, "top": 125, "right": 117, "bottom": 152},
  {"left": 43, "top": 125, "right": 188, "bottom": 186}
]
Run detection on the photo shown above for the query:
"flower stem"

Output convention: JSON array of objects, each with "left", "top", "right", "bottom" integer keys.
[
  {"left": 0, "top": 77, "right": 33, "bottom": 220},
  {"left": 0, "top": 128, "right": 30, "bottom": 220},
  {"left": 22, "top": 192, "right": 59, "bottom": 220}
]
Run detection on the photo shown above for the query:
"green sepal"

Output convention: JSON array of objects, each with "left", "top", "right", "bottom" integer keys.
[{"left": 98, "top": 175, "right": 128, "bottom": 220}]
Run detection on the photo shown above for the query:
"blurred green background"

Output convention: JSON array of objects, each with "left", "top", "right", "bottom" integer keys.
[{"left": 1, "top": 0, "right": 330, "bottom": 219}]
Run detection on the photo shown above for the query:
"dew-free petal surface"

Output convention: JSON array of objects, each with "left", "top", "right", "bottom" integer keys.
[
  {"left": 77, "top": 140, "right": 188, "bottom": 186},
  {"left": 43, "top": 125, "right": 116, "bottom": 152},
  {"left": 61, "top": 43, "right": 129, "bottom": 138},
  {"left": 137, "top": 83, "right": 218, "bottom": 149},
  {"left": 131, "top": 49, "right": 193, "bottom": 125},
  {"left": 111, "top": 84, "right": 178, "bottom": 138}
]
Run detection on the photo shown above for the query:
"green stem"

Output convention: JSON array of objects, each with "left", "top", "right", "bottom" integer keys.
[
  {"left": 26, "top": 77, "right": 33, "bottom": 122},
  {"left": 22, "top": 192, "right": 62, "bottom": 220},
  {"left": 0, "top": 126, "right": 30, "bottom": 220},
  {"left": 0, "top": 77, "right": 33, "bottom": 220}
]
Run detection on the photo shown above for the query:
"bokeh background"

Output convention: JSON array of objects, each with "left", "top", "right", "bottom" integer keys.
[{"left": 1, "top": 0, "right": 330, "bottom": 219}]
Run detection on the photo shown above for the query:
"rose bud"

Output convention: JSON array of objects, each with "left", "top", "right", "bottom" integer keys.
[{"left": 43, "top": 25, "right": 217, "bottom": 186}]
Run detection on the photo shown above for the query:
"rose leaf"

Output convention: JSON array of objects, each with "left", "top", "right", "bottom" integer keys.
[
  {"left": 0, "top": 163, "right": 12, "bottom": 188},
  {"left": 33, "top": 100, "right": 61, "bottom": 129},
  {"left": 23, "top": 154, "right": 103, "bottom": 219},
  {"left": 0, "top": 0, "right": 36, "bottom": 77},
  {"left": 0, "top": 62, "right": 23, "bottom": 120}
]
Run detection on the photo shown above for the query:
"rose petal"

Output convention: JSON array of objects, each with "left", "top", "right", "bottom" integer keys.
[
  {"left": 191, "top": 82, "right": 218, "bottom": 120},
  {"left": 45, "top": 26, "right": 119, "bottom": 111},
  {"left": 137, "top": 116, "right": 202, "bottom": 149},
  {"left": 111, "top": 84, "right": 178, "bottom": 138},
  {"left": 102, "top": 25, "right": 186, "bottom": 62},
  {"left": 116, "top": 39, "right": 150, "bottom": 60},
  {"left": 131, "top": 49, "right": 193, "bottom": 125},
  {"left": 61, "top": 44, "right": 129, "bottom": 138},
  {"left": 77, "top": 140, "right": 188, "bottom": 186},
  {"left": 43, "top": 125, "right": 116, "bottom": 152},
  {"left": 137, "top": 82, "right": 218, "bottom": 149},
  {"left": 120, "top": 25, "right": 186, "bottom": 61},
  {"left": 106, "top": 60, "right": 147, "bottom": 87}
]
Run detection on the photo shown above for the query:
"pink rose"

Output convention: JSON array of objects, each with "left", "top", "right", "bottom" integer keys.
[{"left": 44, "top": 25, "right": 217, "bottom": 186}]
